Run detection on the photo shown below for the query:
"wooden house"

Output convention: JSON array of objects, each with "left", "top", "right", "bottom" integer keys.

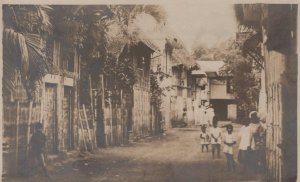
[
  {"left": 195, "top": 61, "right": 237, "bottom": 121},
  {"left": 170, "top": 48, "right": 195, "bottom": 127},
  {"left": 130, "top": 40, "right": 158, "bottom": 137},
  {"left": 92, "top": 36, "right": 159, "bottom": 146},
  {"left": 42, "top": 39, "right": 80, "bottom": 153},
  {"left": 235, "top": 4, "right": 297, "bottom": 181},
  {"left": 2, "top": 36, "right": 81, "bottom": 174}
]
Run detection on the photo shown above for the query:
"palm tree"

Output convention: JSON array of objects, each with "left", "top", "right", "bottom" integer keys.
[
  {"left": 3, "top": 5, "right": 53, "bottom": 98},
  {"left": 108, "top": 5, "right": 166, "bottom": 39}
]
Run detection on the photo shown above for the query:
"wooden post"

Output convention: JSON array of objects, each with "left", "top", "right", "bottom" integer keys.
[
  {"left": 89, "top": 75, "right": 97, "bottom": 148},
  {"left": 83, "top": 105, "right": 93, "bottom": 151},
  {"left": 100, "top": 74, "right": 106, "bottom": 146},
  {"left": 101, "top": 74, "right": 105, "bottom": 117},
  {"left": 26, "top": 101, "right": 33, "bottom": 158},
  {"left": 120, "top": 90, "right": 123, "bottom": 144},
  {"left": 15, "top": 101, "right": 20, "bottom": 173},
  {"left": 109, "top": 94, "right": 113, "bottom": 145},
  {"left": 79, "top": 113, "right": 87, "bottom": 152}
]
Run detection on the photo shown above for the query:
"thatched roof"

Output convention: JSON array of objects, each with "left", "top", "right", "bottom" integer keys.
[
  {"left": 171, "top": 48, "right": 194, "bottom": 67},
  {"left": 106, "top": 23, "right": 159, "bottom": 56}
]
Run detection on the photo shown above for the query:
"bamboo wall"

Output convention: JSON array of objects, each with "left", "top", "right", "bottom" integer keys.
[
  {"left": 103, "top": 105, "right": 128, "bottom": 146},
  {"left": 238, "top": 5, "right": 298, "bottom": 181},
  {"left": 3, "top": 101, "right": 41, "bottom": 174},
  {"left": 161, "top": 91, "right": 172, "bottom": 129},
  {"left": 132, "top": 88, "right": 151, "bottom": 136},
  {"left": 264, "top": 45, "right": 297, "bottom": 182},
  {"left": 266, "top": 83, "right": 283, "bottom": 181}
]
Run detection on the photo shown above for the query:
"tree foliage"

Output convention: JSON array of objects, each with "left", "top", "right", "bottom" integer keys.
[
  {"left": 217, "top": 39, "right": 261, "bottom": 119},
  {"left": 192, "top": 45, "right": 207, "bottom": 60},
  {"left": 3, "top": 5, "right": 53, "bottom": 98},
  {"left": 150, "top": 72, "right": 163, "bottom": 108},
  {"left": 3, "top": 4, "right": 167, "bottom": 102}
]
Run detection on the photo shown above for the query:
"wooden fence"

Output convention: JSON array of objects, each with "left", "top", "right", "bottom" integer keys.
[{"left": 3, "top": 101, "right": 41, "bottom": 174}]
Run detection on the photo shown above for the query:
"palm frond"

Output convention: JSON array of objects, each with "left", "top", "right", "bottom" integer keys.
[
  {"left": 4, "top": 28, "right": 29, "bottom": 77},
  {"left": 18, "top": 32, "right": 29, "bottom": 76},
  {"left": 36, "top": 5, "right": 53, "bottom": 34},
  {"left": 143, "top": 5, "right": 167, "bottom": 24}
]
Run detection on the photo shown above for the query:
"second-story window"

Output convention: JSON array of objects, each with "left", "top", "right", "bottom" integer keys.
[
  {"left": 137, "top": 55, "right": 144, "bottom": 70},
  {"left": 61, "top": 46, "right": 74, "bottom": 72},
  {"left": 227, "top": 77, "right": 234, "bottom": 94}
]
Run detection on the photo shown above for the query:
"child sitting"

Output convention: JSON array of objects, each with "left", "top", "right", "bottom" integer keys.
[{"left": 199, "top": 125, "right": 210, "bottom": 152}]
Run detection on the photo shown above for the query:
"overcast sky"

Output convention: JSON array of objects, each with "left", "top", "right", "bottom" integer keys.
[{"left": 161, "top": 1, "right": 237, "bottom": 51}]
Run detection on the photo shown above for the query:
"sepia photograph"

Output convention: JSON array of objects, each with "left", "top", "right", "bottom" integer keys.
[{"left": 0, "top": 1, "right": 299, "bottom": 181}]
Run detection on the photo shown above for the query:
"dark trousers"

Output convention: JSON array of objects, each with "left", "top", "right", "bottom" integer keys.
[
  {"left": 224, "top": 153, "right": 236, "bottom": 171},
  {"left": 211, "top": 144, "right": 220, "bottom": 158},
  {"left": 29, "top": 152, "right": 48, "bottom": 176},
  {"left": 238, "top": 149, "right": 251, "bottom": 174}
]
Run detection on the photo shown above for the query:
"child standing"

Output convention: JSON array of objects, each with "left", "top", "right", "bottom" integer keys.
[
  {"left": 210, "top": 117, "right": 222, "bottom": 159},
  {"left": 223, "top": 124, "right": 237, "bottom": 171},
  {"left": 29, "top": 123, "right": 49, "bottom": 177},
  {"left": 199, "top": 125, "right": 210, "bottom": 152}
]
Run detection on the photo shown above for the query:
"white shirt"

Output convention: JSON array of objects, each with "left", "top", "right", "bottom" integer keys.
[
  {"left": 206, "top": 108, "right": 215, "bottom": 125},
  {"left": 210, "top": 127, "right": 222, "bottom": 144},
  {"left": 249, "top": 123, "right": 260, "bottom": 150},
  {"left": 196, "top": 107, "right": 204, "bottom": 125},
  {"left": 223, "top": 132, "right": 236, "bottom": 154},
  {"left": 238, "top": 125, "right": 253, "bottom": 150},
  {"left": 200, "top": 131, "right": 210, "bottom": 145}
]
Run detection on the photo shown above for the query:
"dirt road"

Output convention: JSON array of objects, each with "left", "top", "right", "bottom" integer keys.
[{"left": 7, "top": 124, "right": 265, "bottom": 182}]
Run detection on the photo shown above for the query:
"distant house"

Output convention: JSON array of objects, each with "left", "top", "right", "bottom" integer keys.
[
  {"left": 98, "top": 36, "right": 159, "bottom": 145},
  {"left": 170, "top": 48, "right": 195, "bottom": 126},
  {"left": 195, "top": 61, "right": 237, "bottom": 121},
  {"left": 148, "top": 29, "right": 194, "bottom": 129}
]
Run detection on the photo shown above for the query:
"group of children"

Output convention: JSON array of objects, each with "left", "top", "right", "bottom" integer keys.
[
  {"left": 199, "top": 117, "right": 237, "bottom": 172},
  {"left": 199, "top": 112, "right": 266, "bottom": 173}
]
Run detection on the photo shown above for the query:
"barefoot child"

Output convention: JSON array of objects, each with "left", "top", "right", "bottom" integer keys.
[
  {"left": 223, "top": 124, "right": 237, "bottom": 171},
  {"left": 210, "top": 117, "right": 222, "bottom": 159},
  {"left": 199, "top": 125, "right": 210, "bottom": 152}
]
